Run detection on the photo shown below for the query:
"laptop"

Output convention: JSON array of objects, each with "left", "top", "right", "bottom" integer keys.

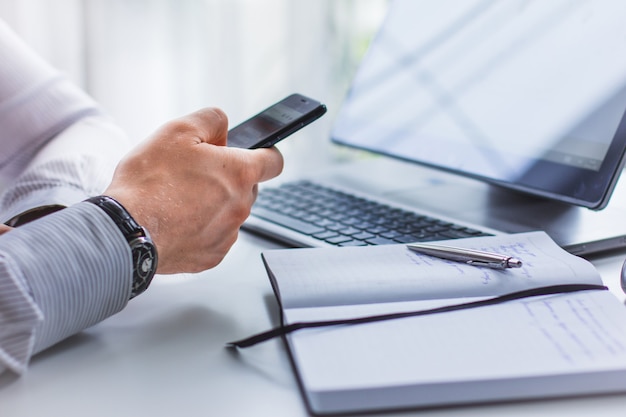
[{"left": 243, "top": 0, "right": 626, "bottom": 256}]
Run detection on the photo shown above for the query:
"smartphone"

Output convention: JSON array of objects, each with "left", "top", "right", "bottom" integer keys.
[{"left": 227, "top": 93, "right": 327, "bottom": 149}]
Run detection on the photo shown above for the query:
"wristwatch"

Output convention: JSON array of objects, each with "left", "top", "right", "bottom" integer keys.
[{"left": 86, "top": 195, "right": 158, "bottom": 299}]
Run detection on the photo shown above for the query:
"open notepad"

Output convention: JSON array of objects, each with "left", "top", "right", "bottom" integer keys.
[{"left": 260, "top": 231, "right": 626, "bottom": 415}]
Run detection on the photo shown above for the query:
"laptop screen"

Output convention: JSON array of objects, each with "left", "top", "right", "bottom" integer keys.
[{"left": 331, "top": 0, "right": 626, "bottom": 209}]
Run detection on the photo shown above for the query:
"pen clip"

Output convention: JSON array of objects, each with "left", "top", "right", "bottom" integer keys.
[{"left": 465, "top": 259, "right": 508, "bottom": 269}]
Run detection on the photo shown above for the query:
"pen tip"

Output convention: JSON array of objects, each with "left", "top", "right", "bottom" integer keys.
[{"left": 508, "top": 258, "right": 523, "bottom": 268}]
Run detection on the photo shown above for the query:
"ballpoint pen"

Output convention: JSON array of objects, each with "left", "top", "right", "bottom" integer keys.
[{"left": 406, "top": 242, "right": 523, "bottom": 270}]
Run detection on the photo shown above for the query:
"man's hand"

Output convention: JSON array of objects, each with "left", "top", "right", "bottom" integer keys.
[
  {"left": 104, "top": 107, "right": 284, "bottom": 274},
  {"left": 0, "top": 224, "right": 12, "bottom": 235}
]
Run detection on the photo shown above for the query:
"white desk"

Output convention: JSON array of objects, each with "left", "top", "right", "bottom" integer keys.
[{"left": 2, "top": 148, "right": 626, "bottom": 417}]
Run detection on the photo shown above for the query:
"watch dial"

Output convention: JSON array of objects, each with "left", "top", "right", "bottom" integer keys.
[{"left": 131, "top": 237, "right": 158, "bottom": 296}]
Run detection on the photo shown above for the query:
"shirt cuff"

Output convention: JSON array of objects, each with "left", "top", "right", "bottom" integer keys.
[
  {"left": 0, "top": 254, "right": 44, "bottom": 374},
  {"left": 0, "top": 202, "right": 131, "bottom": 357}
]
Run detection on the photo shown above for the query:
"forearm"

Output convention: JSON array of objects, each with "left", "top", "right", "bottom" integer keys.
[
  {"left": 0, "top": 18, "right": 131, "bottom": 219},
  {"left": 0, "top": 19, "right": 107, "bottom": 179},
  {"left": 0, "top": 203, "right": 131, "bottom": 375},
  {"left": 0, "top": 115, "right": 130, "bottom": 223}
]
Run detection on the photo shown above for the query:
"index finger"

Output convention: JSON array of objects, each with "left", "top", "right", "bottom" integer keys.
[{"left": 169, "top": 107, "right": 229, "bottom": 146}]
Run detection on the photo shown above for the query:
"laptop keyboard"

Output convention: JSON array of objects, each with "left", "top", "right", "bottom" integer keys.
[{"left": 250, "top": 180, "right": 493, "bottom": 247}]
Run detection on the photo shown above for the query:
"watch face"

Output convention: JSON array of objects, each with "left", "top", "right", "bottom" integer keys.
[
  {"left": 130, "top": 236, "right": 158, "bottom": 297},
  {"left": 86, "top": 196, "right": 158, "bottom": 299}
]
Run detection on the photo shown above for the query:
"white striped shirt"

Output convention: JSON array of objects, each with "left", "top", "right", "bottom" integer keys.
[{"left": 0, "top": 20, "right": 134, "bottom": 375}]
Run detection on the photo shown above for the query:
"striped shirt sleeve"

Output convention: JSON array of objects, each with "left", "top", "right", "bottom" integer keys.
[
  {"left": 0, "top": 203, "right": 131, "bottom": 374},
  {"left": 0, "top": 18, "right": 130, "bottom": 221},
  {"left": 0, "top": 18, "right": 134, "bottom": 376}
]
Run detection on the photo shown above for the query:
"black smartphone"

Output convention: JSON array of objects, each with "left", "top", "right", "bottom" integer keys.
[{"left": 227, "top": 93, "right": 327, "bottom": 149}]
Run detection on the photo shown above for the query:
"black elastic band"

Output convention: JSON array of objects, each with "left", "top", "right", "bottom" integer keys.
[{"left": 227, "top": 284, "right": 608, "bottom": 348}]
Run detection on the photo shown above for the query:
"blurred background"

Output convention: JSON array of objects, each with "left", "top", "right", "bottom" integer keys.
[{"left": 0, "top": 0, "right": 388, "bottom": 173}]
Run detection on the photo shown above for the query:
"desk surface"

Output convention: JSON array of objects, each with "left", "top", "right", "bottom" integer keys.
[{"left": 3, "top": 145, "right": 626, "bottom": 417}]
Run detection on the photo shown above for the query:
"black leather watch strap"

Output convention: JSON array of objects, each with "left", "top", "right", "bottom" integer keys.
[
  {"left": 6, "top": 204, "right": 66, "bottom": 227},
  {"left": 86, "top": 196, "right": 144, "bottom": 241},
  {"left": 86, "top": 195, "right": 158, "bottom": 299}
]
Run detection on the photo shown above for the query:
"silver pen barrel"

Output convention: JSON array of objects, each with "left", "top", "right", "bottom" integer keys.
[{"left": 407, "top": 243, "right": 523, "bottom": 270}]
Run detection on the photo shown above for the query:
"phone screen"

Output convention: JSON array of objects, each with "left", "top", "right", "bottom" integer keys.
[{"left": 228, "top": 94, "right": 326, "bottom": 149}]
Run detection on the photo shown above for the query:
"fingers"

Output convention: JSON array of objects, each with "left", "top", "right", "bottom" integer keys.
[
  {"left": 159, "top": 107, "right": 229, "bottom": 147},
  {"left": 0, "top": 224, "right": 12, "bottom": 235},
  {"left": 180, "top": 107, "right": 284, "bottom": 181},
  {"left": 239, "top": 147, "right": 285, "bottom": 183},
  {"left": 188, "top": 107, "right": 229, "bottom": 146},
  {"left": 154, "top": 107, "right": 284, "bottom": 183},
  {"left": 253, "top": 147, "right": 285, "bottom": 182}
]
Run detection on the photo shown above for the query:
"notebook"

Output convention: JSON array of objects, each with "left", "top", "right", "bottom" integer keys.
[
  {"left": 256, "top": 231, "right": 626, "bottom": 414},
  {"left": 244, "top": 0, "right": 626, "bottom": 255}
]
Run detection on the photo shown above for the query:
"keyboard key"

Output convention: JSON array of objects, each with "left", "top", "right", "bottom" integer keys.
[
  {"left": 326, "top": 235, "right": 355, "bottom": 245},
  {"left": 325, "top": 222, "right": 346, "bottom": 231},
  {"left": 338, "top": 240, "right": 368, "bottom": 247},
  {"left": 380, "top": 231, "right": 402, "bottom": 239},
  {"left": 393, "top": 234, "right": 425, "bottom": 243},
  {"left": 365, "top": 236, "right": 400, "bottom": 245},
  {"left": 337, "top": 226, "right": 361, "bottom": 236},
  {"left": 438, "top": 229, "right": 477, "bottom": 239},
  {"left": 352, "top": 231, "right": 375, "bottom": 240},
  {"left": 312, "top": 231, "right": 340, "bottom": 240},
  {"left": 251, "top": 207, "right": 325, "bottom": 235}
]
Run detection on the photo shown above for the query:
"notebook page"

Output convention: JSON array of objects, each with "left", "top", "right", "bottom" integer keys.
[
  {"left": 286, "top": 290, "right": 626, "bottom": 392},
  {"left": 263, "top": 231, "right": 602, "bottom": 309}
]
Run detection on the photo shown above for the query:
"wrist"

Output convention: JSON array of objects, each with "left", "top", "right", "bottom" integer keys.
[{"left": 85, "top": 195, "right": 158, "bottom": 299}]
